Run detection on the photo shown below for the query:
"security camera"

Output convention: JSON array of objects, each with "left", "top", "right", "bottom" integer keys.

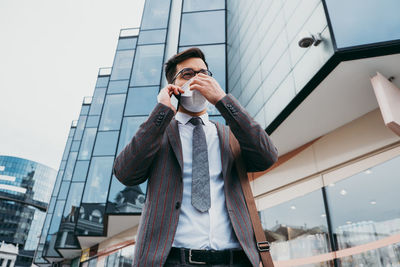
[{"left": 298, "top": 31, "right": 322, "bottom": 48}]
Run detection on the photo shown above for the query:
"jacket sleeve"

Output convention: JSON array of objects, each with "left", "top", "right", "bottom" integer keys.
[
  {"left": 215, "top": 94, "right": 278, "bottom": 172},
  {"left": 112, "top": 103, "right": 175, "bottom": 186}
]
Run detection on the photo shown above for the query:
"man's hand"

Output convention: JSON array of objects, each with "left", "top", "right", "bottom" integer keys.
[
  {"left": 189, "top": 73, "right": 226, "bottom": 105},
  {"left": 157, "top": 84, "right": 184, "bottom": 113}
]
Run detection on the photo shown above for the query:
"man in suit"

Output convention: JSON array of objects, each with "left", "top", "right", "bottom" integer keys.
[{"left": 113, "top": 47, "right": 278, "bottom": 266}]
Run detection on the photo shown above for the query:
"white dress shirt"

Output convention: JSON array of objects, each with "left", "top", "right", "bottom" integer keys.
[{"left": 172, "top": 111, "right": 240, "bottom": 250}]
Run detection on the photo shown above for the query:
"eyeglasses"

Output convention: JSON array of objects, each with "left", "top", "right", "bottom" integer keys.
[{"left": 172, "top": 68, "right": 212, "bottom": 83}]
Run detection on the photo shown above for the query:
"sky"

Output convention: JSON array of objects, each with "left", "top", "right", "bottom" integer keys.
[{"left": 0, "top": 0, "right": 145, "bottom": 170}]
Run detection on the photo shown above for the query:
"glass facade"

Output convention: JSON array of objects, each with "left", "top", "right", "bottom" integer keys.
[{"left": 0, "top": 156, "right": 56, "bottom": 266}]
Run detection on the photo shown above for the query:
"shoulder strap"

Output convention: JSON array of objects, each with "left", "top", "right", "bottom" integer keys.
[{"left": 228, "top": 130, "right": 274, "bottom": 267}]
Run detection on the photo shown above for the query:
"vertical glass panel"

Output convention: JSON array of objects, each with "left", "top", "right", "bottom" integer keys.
[
  {"left": 117, "top": 117, "right": 146, "bottom": 154},
  {"left": 72, "top": 160, "right": 90, "bottom": 182},
  {"left": 124, "top": 86, "right": 158, "bottom": 116},
  {"left": 108, "top": 80, "right": 129, "bottom": 94},
  {"left": 73, "top": 115, "right": 87, "bottom": 141},
  {"left": 82, "top": 157, "right": 114, "bottom": 203},
  {"left": 62, "top": 138, "right": 72, "bottom": 161},
  {"left": 325, "top": 0, "right": 400, "bottom": 48},
  {"left": 138, "top": 29, "right": 167, "bottom": 45},
  {"left": 58, "top": 181, "right": 70, "bottom": 200},
  {"left": 259, "top": 190, "right": 331, "bottom": 261},
  {"left": 130, "top": 44, "right": 165, "bottom": 87},
  {"left": 70, "top": 140, "right": 80, "bottom": 152},
  {"left": 326, "top": 155, "right": 400, "bottom": 250},
  {"left": 80, "top": 105, "right": 90, "bottom": 115},
  {"left": 117, "top": 37, "right": 137, "bottom": 50},
  {"left": 63, "top": 152, "right": 78, "bottom": 181},
  {"left": 110, "top": 50, "right": 135, "bottom": 81},
  {"left": 141, "top": 0, "right": 171, "bottom": 30},
  {"left": 48, "top": 200, "right": 66, "bottom": 235},
  {"left": 85, "top": 115, "right": 100, "bottom": 128},
  {"left": 63, "top": 182, "right": 84, "bottom": 217},
  {"left": 107, "top": 176, "right": 146, "bottom": 214},
  {"left": 69, "top": 128, "right": 76, "bottom": 137},
  {"left": 99, "top": 94, "right": 126, "bottom": 131},
  {"left": 52, "top": 170, "right": 63, "bottom": 197},
  {"left": 78, "top": 128, "right": 97, "bottom": 160},
  {"left": 48, "top": 197, "right": 56, "bottom": 214},
  {"left": 92, "top": 131, "right": 119, "bottom": 156},
  {"left": 180, "top": 10, "right": 225, "bottom": 46},
  {"left": 89, "top": 88, "right": 107, "bottom": 116},
  {"left": 95, "top": 76, "right": 109, "bottom": 88},
  {"left": 183, "top": 0, "right": 225, "bottom": 12}
]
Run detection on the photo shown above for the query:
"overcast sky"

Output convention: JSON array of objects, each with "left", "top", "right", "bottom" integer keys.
[{"left": 0, "top": 0, "right": 145, "bottom": 170}]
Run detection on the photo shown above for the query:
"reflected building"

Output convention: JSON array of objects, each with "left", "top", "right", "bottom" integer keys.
[
  {"left": 34, "top": 0, "right": 400, "bottom": 266},
  {"left": 0, "top": 156, "right": 57, "bottom": 266}
]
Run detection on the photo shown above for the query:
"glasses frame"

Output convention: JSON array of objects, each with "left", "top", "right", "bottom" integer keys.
[{"left": 171, "top": 67, "right": 212, "bottom": 83}]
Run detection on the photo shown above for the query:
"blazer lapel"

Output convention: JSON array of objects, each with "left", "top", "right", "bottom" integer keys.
[
  {"left": 166, "top": 118, "right": 183, "bottom": 171},
  {"left": 214, "top": 122, "right": 233, "bottom": 180}
]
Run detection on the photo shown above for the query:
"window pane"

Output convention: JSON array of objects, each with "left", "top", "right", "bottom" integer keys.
[
  {"left": 58, "top": 181, "right": 70, "bottom": 200},
  {"left": 48, "top": 200, "right": 66, "bottom": 235},
  {"left": 117, "top": 37, "right": 137, "bottom": 50},
  {"left": 325, "top": 0, "right": 400, "bottom": 48},
  {"left": 93, "top": 131, "right": 119, "bottom": 156},
  {"left": 82, "top": 157, "right": 114, "bottom": 203},
  {"left": 89, "top": 88, "right": 106, "bottom": 116},
  {"left": 63, "top": 182, "right": 84, "bottom": 217},
  {"left": 124, "top": 86, "right": 158, "bottom": 116},
  {"left": 138, "top": 29, "right": 167, "bottom": 45},
  {"left": 180, "top": 10, "right": 225, "bottom": 46},
  {"left": 106, "top": 175, "right": 146, "bottom": 213},
  {"left": 64, "top": 152, "right": 78, "bottom": 181},
  {"left": 326, "top": 155, "right": 400, "bottom": 250},
  {"left": 73, "top": 115, "right": 87, "bottom": 141},
  {"left": 78, "top": 128, "right": 97, "bottom": 160},
  {"left": 80, "top": 105, "right": 90, "bottom": 115},
  {"left": 108, "top": 80, "right": 129, "bottom": 94},
  {"left": 72, "top": 160, "right": 89, "bottom": 182},
  {"left": 95, "top": 76, "right": 109, "bottom": 88},
  {"left": 130, "top": 44, "right": 165, "bottom": 87},
  {"left": 62, "top": 138, "right": 72, "bottom": 161},
  {"left": 70, "top": 140, "right": 80, "bottom": 152},
  {"left": 99, "top": 94, "right": 126, "bottom": 131},
  {"left": 183, "top": 0, "right": 225, "bottom": 12},
  {"left": 110, "top": 50, "right": 135, "bottom": 81},
  {"left": 259, "top": 189, "right": 331, "bottom": 261},
  {"left": 141, "top": 0, "right": 171, "bottom": 30},
  {"left": 86, "top": 115, "right": 100, "bottom": 128},
  {"left": 117, "top": 117, "right": 146, "bottom": 154}
]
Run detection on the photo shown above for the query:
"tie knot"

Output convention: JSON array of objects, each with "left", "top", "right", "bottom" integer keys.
[{"left": 189, "top": 117, "right": 203, "bottom": 126}]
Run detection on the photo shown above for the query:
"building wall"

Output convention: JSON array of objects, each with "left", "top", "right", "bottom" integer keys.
[{"left": 227, "top": 0, "right": 334, "bottom": 128}]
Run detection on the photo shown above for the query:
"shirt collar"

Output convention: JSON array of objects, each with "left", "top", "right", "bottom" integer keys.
[{"left": 175, "top": 111, "right": 211, "bottom": 126}]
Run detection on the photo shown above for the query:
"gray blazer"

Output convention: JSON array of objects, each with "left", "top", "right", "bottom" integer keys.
[{"left": 113, "top": 94, "right": 278, "bottom": 267}]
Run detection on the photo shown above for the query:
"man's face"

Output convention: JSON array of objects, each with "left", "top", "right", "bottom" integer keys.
[{"left": 174, "top": 57, "right": 208, "bottom": 87}]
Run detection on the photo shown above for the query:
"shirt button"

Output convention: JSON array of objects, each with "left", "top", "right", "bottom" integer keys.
[{"left": 175, "top": 201, "right": 181, "bottom": 209}]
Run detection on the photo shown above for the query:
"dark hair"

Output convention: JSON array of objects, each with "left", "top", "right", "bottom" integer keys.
[{"left": 164, "top": 47, "right": 209, "bottom": 84}]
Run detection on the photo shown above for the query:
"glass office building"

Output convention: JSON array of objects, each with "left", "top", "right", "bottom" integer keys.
[
  {"left": 34, "top": 0, "right": 400, "bottom": 266},
  {"left": 0, "top": 155, "right": 56, "bottom": 266}
]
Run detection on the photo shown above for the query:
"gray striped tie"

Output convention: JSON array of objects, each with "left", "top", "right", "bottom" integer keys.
[{"left": 189, "top": 117, "right": 211, "bottom": 212}]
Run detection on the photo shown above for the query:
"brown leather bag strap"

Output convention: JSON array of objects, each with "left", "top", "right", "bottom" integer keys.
[{"left": 229, "top": 130, "right": 274, "bottom": 267}]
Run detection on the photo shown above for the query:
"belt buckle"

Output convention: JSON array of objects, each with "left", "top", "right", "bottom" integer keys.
[{"left": 189, "top": 249, "right": 207, "bottom": 265}]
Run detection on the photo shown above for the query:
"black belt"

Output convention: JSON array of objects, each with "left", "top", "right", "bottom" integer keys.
[{"left": 168, "top": 247, "right": 249, "bottom": 265}]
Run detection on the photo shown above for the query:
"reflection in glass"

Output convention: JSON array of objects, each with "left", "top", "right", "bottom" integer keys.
[
  {"left": 73, "top": 115, "right": 87, "bottom": 141},
  {"left": 183, "top": 0, "right": 225, "bottom": 12},
  {"left": 58, "top": 181, "right": 70, "bottom": 200},
  {"left": 70, "top": 140, "right": 80, "bottom": 152},
  {"left": 63, "top": 151, "right": 78, "bottom": 181},
  {"left": 138, "top": 29, "right": 167, "bottom": 45},
  {"left": 117, "top": 37, "right": 137, "bottom": 50},
  {"left": 117, "top": 117, "right": 146, "bottom": 154},
  {"left": 325, "top": 0, "right": 400, "bottom": 48},
  {"left": 326, "top": 155, "right": 400, "bottom": 250},
  {"left": 78, "top": 128, "right": 97, "bottom": 160},
  {"left": 76, "top": 203, "right": 106, "bottom": 236},
  {"left": 124, "top": 87, "right": 158, "bottom": 116},
  {"left": 130, "top": 44, "right": 165, "bottom": 87},
  {"left": 72, "top": 160, "right": 89, "bottom": 182},
  {"left": 110, "top": 50, "right": 135, "bottom": 81},
  {"left": 180, "top": 10, "right": 225, "bottom": 46},
  {"left": 82, "top": 157, "right": 114, "bottom": 203},
  {"left": 48, "top": 200, "right": 66, "bottom": 235},
  {"left": 86, "top": 115, "right": 100, "bottom": 128},
  {"left": 108, "top": 80, "right": 129, "bottom": 94},
  {"left": 89, "top": 88, "right": 106, "bottom": 116},
  {"left": 95, "top": 76, "right": 109, "bottom": 88},
  {"left": 93, "top": 131, "right": 119, "bottom": 156},
  {"left": 140, "top": 0, "right": 171, "bottom": 30},
  {"left": 104, "top": 244, "right": 135, "bottom": 266},
  {"left": 259, "top": 190, "right": 331, "bottom": 261},
  {"left": 99, "top": 94, "right": 126, "bottom": 131},
  {"left": 107, "top": 175, "right": 146, "bottom": 214}
]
